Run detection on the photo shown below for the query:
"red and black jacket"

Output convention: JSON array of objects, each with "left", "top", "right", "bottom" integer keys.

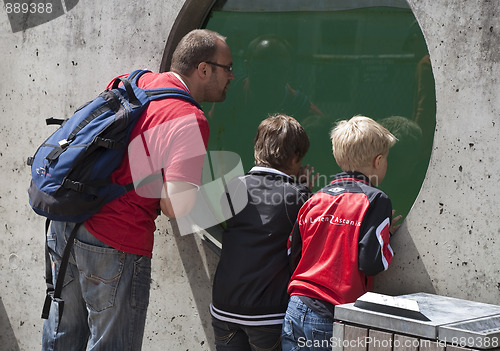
[{"left": 287, "top": 171, "right": 394, "bottom": 306}]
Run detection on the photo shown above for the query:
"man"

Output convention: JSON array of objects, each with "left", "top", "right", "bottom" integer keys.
[{"left": 42, "top": 29, "right": 234, "bottom": 351}]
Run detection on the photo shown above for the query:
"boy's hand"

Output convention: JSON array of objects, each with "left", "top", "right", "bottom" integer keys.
[
  {"left": 297, "top": 164, "right": 320, "bottom": 190},
  {"left": 389, "top": 209, "right": 402, "bottom": 236}
]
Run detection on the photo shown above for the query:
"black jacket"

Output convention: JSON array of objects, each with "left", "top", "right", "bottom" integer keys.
[{"left": 211, "top": 167, "right": 311, "bottom": 325}]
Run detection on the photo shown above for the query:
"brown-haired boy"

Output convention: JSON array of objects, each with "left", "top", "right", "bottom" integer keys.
[
  {"left": 211, "top": 114, "right": 316, "bottom": 351},
  {"left": 282, "top": 115, "right": 401, "bottom": 351}
]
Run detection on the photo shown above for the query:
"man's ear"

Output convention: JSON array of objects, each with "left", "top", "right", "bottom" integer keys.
[{"left": 197, "top": 62, "right": 209, "bottom": 79}]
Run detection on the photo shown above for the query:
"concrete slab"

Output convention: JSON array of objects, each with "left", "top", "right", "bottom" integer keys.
[
  {"left": 440, "top": 315, "right": 500, "bottom": 349},
  {"left": 335, "top": 293, "right": 500, "bottom": 340}
]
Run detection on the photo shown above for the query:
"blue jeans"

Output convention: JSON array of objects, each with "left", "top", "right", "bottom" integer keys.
[
  {"left": 212, "top": 317, "right": 282, "bottom": 351},
  {"left": 281, "top": 295, "right": 333, "bottom": 351},
  {"left": 42, "top": 221, "right": 151, "bottom": 351}
]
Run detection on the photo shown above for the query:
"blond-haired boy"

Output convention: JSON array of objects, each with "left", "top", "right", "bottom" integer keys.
[{"left": 282, "top": 115, "right": 401, "bottom": 351}]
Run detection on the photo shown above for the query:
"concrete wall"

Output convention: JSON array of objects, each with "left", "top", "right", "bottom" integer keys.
[
  {"left": 375, "top": 0, "right": 500, "bottom": 304},
  {"left": 0, "top": 0, "right": 499, "bottom": 350}
]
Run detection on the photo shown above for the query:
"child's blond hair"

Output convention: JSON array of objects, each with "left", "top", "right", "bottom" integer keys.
[{"left": 330, "top": 115, "right": 397, "bottom": 171}]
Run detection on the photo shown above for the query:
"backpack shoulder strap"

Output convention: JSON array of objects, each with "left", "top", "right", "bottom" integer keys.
[
  {"left": 127, "top": 69, "right": 151, "bottom": 83},
  {"left": 125, "top": 70, "right": 203, "bottom": 110},
  {"left": 144, "top": 88, "right": 202, "bottom": 110},
  {"left": 41, "top": 221, "right": 81, "bottom": 320}
]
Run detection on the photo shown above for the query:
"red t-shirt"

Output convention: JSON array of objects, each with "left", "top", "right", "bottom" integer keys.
[{"left": 84, "top": 72, "right": 209, "bottom": 257}]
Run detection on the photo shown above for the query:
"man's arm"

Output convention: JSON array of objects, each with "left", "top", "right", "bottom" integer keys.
[{"left": 160, "top": 181, "right": 198, "bottom": 218}]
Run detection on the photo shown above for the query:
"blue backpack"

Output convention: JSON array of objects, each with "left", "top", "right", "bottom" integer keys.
[
  {"left": 27, "top": 69, "right": 201, "bottom": 321},
  {"left": 27, "top": 69, "right": 201, "bottom": 223}
]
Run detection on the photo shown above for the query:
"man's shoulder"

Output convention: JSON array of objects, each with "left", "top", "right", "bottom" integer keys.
[{"left": 138, "top": 71, "right": 183, "bottom": 89}]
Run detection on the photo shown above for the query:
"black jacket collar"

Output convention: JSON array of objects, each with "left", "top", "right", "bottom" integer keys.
[
  {"left": 247, "top": 166, "right": 297, "bottom": 184},
  {"left": 331, "top": 171, "right": 371, "bottom": 187}
]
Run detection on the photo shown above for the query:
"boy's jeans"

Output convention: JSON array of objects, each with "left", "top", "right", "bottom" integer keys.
[
  {"left": 281, "top": 295, "right": 333, "bottom": 351},
  {"left": 42, "top": 221, "right": 151, "bottom": 351}
]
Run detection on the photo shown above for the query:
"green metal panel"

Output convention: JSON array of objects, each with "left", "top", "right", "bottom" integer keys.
[{"left": 203, "top": 0, "right": 435, "bottom": 225}]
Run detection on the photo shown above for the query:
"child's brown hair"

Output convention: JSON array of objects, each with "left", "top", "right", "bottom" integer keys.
[{"left": 254, "top": 114, "right": 309, "bottom": 172}]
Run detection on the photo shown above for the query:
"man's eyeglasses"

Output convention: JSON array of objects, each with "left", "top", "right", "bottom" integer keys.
[{"left": 206, "top": 61, "right": 233, "bottom": 73}]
